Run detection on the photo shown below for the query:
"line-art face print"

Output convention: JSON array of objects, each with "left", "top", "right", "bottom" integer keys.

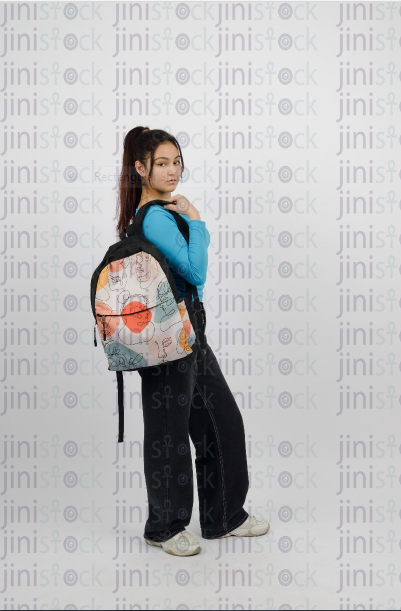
[
  {"left": 108, "top": 259, "right": 127, "bottom": 292},
  {"left": 148, "top": 301, "right": 194, "bottom": 362},
  {"left": 106, "top": 342, "right": 147, "bottom": 371},
  {"left": 153, "top": 334, "right": 174, "bottom": 364},
  {"left": 158, "top": 282, "right": 179, "bottom": 330},
  {"left": 130, "top": 251, "right": 161, "bottom": 289},
  {"left": 116, "top": 289, "right": 131, "bottom": 310},
  {"left": 95, "top": 252, "right": 196, "bottom": 370},
  {"left": 155, "top": 282, "right": 192, "bottom": 355}
]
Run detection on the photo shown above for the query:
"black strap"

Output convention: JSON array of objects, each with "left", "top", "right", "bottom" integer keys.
[
  {"left": 113, "top": 201, "right": 206, "bottom": 444},
  {"left": 116, "top": 370, "right": 124, "bottom": 443},
  {"left": 123, "top": 200, "right": 191, "bottom": 241},
  {"left": 122, "top": 201, "right": 201, "bottom": 303},
  {"left": 125, "top": 200, "right": 168, "bottom": 237}
]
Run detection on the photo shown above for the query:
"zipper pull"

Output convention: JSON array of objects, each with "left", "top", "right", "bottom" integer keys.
[
  {"left": 93, "top": 323, "right": 97, "bottom": 347},
  {"left": 102, "top": 315, "right": 107, "bottom": 341}
]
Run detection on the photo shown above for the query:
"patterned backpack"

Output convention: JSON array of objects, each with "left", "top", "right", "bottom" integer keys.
[{"left": 90, "top": 200, "right": 207, "bottom": 443}]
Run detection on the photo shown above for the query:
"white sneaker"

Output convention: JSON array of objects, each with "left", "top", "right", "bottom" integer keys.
[
  {"left": 217, "top": 515, "right": 270, "bottom": 538},
  {"left": 144, "top": 530, "right": 201, "bottom": 556}
]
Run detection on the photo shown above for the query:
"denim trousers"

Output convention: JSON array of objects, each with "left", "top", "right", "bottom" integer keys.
[{"left": 137, "top": 299, "right": 250, "bottom": 542}]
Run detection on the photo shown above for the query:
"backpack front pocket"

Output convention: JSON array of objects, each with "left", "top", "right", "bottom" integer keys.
[{"left": 95, "top": 298, "right": 196, "bottom": 371}]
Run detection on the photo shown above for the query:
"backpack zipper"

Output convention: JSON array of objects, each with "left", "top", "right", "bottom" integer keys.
[
  {"left": 94, "top": 306, "right": 160, "bottom": 346},
  {"left": 93, "top": 314, "right": 109, "bottom": 345},
  {"left": 93, "top": 300, "right": 187, "bottom": 346}
]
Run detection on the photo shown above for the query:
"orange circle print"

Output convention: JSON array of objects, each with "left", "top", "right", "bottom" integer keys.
[{"left": 121, "top": 300, "right": 152, "bottom": 334}]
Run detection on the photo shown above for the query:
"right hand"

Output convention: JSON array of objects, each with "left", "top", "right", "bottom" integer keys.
[{"left": 163, "top": 194, "right": 201, "bottom": 220}]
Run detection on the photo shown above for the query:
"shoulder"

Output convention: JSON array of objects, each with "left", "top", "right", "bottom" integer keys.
[
  {"left": 142, "top": 206, "right": 179, "bottom": 237},
  {"left": 145, "top": 205, "right": 189, "bottom": 226}
]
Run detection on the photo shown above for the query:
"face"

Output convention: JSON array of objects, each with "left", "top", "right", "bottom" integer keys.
[
  {"left": 131, "top": 251, "right": 159, "bottom": 284},
  {"left": 136, "top": 141, "right": 182, "bottom": 195},
  {"left": 158, "top": 283, "right": 176, "bottom": 314}
]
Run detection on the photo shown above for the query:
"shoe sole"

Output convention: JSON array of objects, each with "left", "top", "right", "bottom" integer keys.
[{"left": 144, "top": 537, "right": 201, "bottom": 556}]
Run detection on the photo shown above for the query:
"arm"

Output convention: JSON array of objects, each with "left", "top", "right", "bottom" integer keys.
[{"left": 142, "top": 206, "right": 210, "bottom": 286}]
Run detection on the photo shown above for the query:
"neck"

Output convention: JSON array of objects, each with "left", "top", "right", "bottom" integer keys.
[{"left": 138, "top": 191, "right": 171, "bottom": 208}]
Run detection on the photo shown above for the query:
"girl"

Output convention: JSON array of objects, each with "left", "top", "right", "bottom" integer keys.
[{"left": 116, "top": 126, "right": 270, "bottom": 556}]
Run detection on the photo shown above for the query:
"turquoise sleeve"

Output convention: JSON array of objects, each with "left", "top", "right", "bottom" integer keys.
[{"left": 142, "top": 206, "right": 210, "bottom": 286}]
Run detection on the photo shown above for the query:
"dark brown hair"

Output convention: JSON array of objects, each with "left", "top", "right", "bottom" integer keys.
[{"left": 116, "top": 126, "right": 185, "bottom": 235}]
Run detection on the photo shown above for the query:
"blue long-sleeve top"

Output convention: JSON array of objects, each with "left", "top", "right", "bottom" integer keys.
[{"left": 135, "top": 205, "right": 210, "bottom": 302}]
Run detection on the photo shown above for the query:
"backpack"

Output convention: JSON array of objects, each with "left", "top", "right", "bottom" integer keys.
[{"left": 90, "top": 200, "right": 207, "bottom": 443}]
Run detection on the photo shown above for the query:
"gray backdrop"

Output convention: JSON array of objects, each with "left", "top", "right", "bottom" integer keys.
[{"left": 1, "top": 1, "right": 400, "bottom": 609}]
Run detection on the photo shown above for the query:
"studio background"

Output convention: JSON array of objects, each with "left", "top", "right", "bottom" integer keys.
[{"left": 1, "top": 1, "right": 400, "bottom": 609}]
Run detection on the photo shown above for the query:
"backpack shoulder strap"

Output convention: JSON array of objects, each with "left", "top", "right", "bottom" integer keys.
[
  {"left": 122, "top": 200, "right": 192, "bottom": 243},
  {"left": 122, "top": 200, "right": 166, "bottom": 239},
  {"left": 116, "top": 370, "right": 124, "bottom": 443}
]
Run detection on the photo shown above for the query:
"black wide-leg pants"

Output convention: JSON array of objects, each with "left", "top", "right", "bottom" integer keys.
[{"left": 137, "top": 301, "right": 249, "bottom": 542}]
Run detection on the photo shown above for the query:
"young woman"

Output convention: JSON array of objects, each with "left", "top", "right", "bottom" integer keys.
[{"left": 116, "top": 126, "right": 270, "bottom": 556}]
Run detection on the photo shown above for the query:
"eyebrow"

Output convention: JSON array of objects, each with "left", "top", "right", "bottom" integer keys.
[{"left": 155, "top": 155, "right": 181, "bottom": 160}]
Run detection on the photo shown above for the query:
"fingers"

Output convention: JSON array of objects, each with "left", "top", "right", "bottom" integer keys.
[
  {"left": 173, "top": 197, "right": 190, "bottom": 214},
  {"left": 164, "top": 195, "right": 191, "bottom": 215},
  {"left": 167, "top": 194, "right": 185, "bottom": 204}
]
